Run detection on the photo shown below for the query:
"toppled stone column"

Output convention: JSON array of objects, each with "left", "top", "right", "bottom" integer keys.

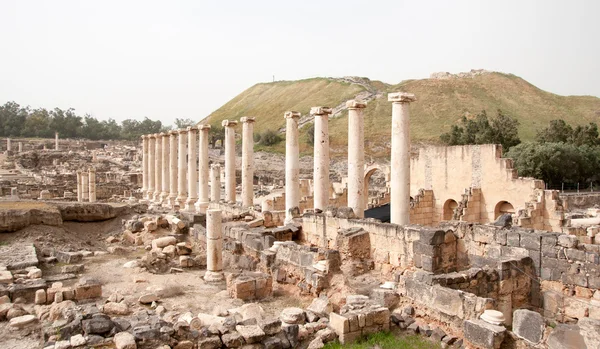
[
  {"left": 176, "top": 128, "right": 188, "bottom": 207},
  {"left": 168, "top": 131, "right": 178, "bottom": 207},
  {"left": 185, "top": 126, "right": 198, "bottom": 211},
  {"left": 141, "top": 135, "right": 148, "bottom": 198},
  {"left": 222, "top": 120, "right": 238, "bottom": 204},
  {"left": 160, "top": 133, "right": 170, "bottom": 203},
  {"left": 210, "top": 164, "right": 221, "bottom": 203},
  {"left": 204, "top": 209, "right": 224, "bottom": 282},
  {"left": 388, "top": 92, "right": 416, "bottom": 225},
  {"left": 196, "top": 125, "right": 211, "bottom": 213},
  {"left": 6, "top": 138, "right": 11, "bottom": 152},
  {"left": 55, "top": 132, "right": 59, "bottom": 150},
  {"left": 284, "top": 111, "right": 301, "bottom": 223},
  {"left": 311, "top": 107, "right": 332, "bottom": 212},
  {"left": 154, "top": 133, "right": 162, "bottom": 202},
  {"left": 147, "top": 134, "right": 156, "bottom": 200},
  {"left": 18, "top": 142, "right": 22, "bottom": 153},
  {"left": 76, "top": 171, "right": 83, "bottom": 202},
  {"left": 82, "top": 172, "right": 89, "bottom": 201},
  {"left": 88, "top": 167, "right": 97, "bottom": 202},
  {"left": 241, "top": 117, "right": 255, "bottom": 208},
  {"left": 347, "top": 100, "right": 367, "bottom": 218}
]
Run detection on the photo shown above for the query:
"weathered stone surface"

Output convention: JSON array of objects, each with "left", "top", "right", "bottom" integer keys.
[
  {"left": 198, "top": 335, "right": 222, "bottom": 349},
  {"left": 103, "top": 302, "right": 130, "bottom": 315},
  {"left": 114, "top": 331, "right": 137, "bottom": 349},
  {"left": 74, "top": 277, "right": 102, "bottom": 300},
  {"left": 512, "top": 309, "right": 544, "bottom": 344},
  {"left": 307, "top": 297, "right": 332, "bottom": 317},
  {"left": 138, "top": 293, "right": 158, "bottom": 304},
  {"left": 221, "top": 331, "right": 244, "bottom": 348},
  {"left": 152, "top": 236, "right": 177, "bottom": 249},
  {"left": 280, "top": 307, "right": 305, "bottom": 325},
  {"left": 464, "top": 319, "right": 506, "bottom": 349},
  {"left": 235, "top": 325, "right": 265, "bottom": 343},
  {"left": 70, "top": 334, "right": 86, "bottom": 347},
  {"left": 82, "top": 317, "right": 114, "bottom": 335},
  {"left": 259, "top": 317, "right": 282, "bottom": 335},
  {"left": 578, "top": 317, "right": 600, "bottom": 349},
  {"left": 8, "top": 314, "right": 37, "bottom": 328},
  {"left": 547, "top": 324, "right": 586, "bottom": 349}
]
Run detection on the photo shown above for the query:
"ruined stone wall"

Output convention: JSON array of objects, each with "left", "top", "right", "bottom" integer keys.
[
  {"left": 560, "top": 192, "right": 600, "bottom": 210},
  {"left": 409, "top": 189, "right": 434, "bottom": 226}
]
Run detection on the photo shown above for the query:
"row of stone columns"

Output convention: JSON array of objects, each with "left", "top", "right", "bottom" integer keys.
[
  {"left": 283, "top": 92, "right": 415, "bottom": 225},
  {"left": 76, "top": 168, "right": 97, "bottom": 202}
]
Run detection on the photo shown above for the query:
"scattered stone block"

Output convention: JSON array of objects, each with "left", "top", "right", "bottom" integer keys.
[
  {"left": 307, "top": 297, "right": 332, "bottom": 317},
  {"left": 74, "top": 278, "right": 102, "bottom": 300},
  {"left": 464, "top": 319, "right": 506, "bottom": 349},
  {"left": 236, "top": 324, "right": 266, "bottom": 344},
  {"left": 221, "top": 332, "right": 244, "bottom": 347},
  {"left": 114, "top": 331, "right": 137, "bottom": 349},
  {"left": 70, "top": 334, "right": 87, "bottom": 347},
  {"left": 512, "top": 309, "right": 544, "bottom": 344},
  {"left": 103, "top": 302, "right": 130, "bottom": 315},
  {"left": 9, "top": 314, "right": 37, "bottom": 328},
  {"left": 0, "top": 270, "right": 13, "bottom": 284},
  {"left": 370, "top": 288, "right": 399, "bottom": 309},
  {"left": 61, "top": 264, "right": 84, "bottom": 274},
  {"left": 35, "top": 289, "right": 46, "bottom": 305},
  {"left": 56, "top": 251, "right": 83, "bottom": 264},
  {"left": 138, "top": 293, "right": 158, "bottom": 304},
  {"left": 281, "top": 307, "right": 305, "bottom": 325},
  {"left": 152, "top": 236, "right": 177, "bottom": 249}
]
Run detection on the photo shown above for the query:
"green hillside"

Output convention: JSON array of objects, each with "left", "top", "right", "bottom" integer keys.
[{"left": 203, "top": 72, "right": 600, "bottom": 157}]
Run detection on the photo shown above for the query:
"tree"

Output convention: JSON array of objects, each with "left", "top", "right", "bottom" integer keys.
[
  {"left": 571, "top": 123, "right": 600, "bottom": 146},
  {"left": 305, "top": 124, "right": 315, "bottom": 145},
  {"left": 209, "top": 124, "right": 224, "bottom": 148},
  {"left": 258, "top": 129, "right": 282, "bottom": 146},
  {"left": 535, "top": 119, "right": 573, "bottom": 143},
  {"left": 174, "top": 118, "right": 195, "bottom": 129}
]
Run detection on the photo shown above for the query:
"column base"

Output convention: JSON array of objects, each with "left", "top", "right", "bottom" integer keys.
[
  {"left": 153, "top": 191, "right": 162, "bottom": 202},
  {"left": 203, "top": 271, "right": 224, "bottom": 283},
  {"left": 159, "top": 192, "right": 169, "bottom": 204},
  {"left": 184, "top": 198, "right": 198, "bottom": 211},
  {"left": 168, "top": 195, "right": 178, "bottom": 208},
  {"left": 194, "top": 201, "right": 209, "bottom": 214},
  {"left": 146, "top": 189, "right": 155, "bottom": 200}
]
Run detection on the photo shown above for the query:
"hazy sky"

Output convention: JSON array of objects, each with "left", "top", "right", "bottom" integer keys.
[{"left": 1, "top": 0, "right": 598, "bottom": 126}]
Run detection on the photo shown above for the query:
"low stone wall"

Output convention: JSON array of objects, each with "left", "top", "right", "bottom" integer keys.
[{"left": 560, "top": 192, "right": 600, "bottom": 210}]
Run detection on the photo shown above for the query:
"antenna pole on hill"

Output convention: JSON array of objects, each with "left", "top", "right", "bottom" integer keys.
[{"left": 273, "top": 75, "right": 275, "bottom": 82}]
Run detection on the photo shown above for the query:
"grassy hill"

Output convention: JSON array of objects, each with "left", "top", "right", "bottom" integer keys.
[{"left": 203, "top": 72, "right": 600, "bottom": 158}]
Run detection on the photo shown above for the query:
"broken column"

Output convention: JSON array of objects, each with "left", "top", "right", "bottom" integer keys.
[
  {"left": 6, "top": 138, "right": 11, "bottom": 152},
  {"left": 210, "top": 164, "right": 221, "bottom": 203},
  {"left": 196, "top": 124, "right": 211, "bottom": 213},
  {"left": 55, "top": 132, "right": 59, "bottom": 150},
  {"left": 154, "top": 133, "right": 163, "bottom": 202},
  {"left": 311, "top": 107, "right": 332, "bottom": 212},
  {"left": 204, "top": 209, "right": 224, "bottom": 282},
  {"left": 76, "top": 171, "right": 83, "bottom": 202},
  {"left": 81, "top": 171, "right": 89, "bottom": 201},
  {"left": 168, "top": 131, "right": 178, "bottom": 207},
  {"left": 176, "top": 128, "right": 188, "bottom": 207},
  {"left": 160, "top": 133, "right": 170, "bottom": 203},
  {"left": 388, "top": 92, "right": 416, "bottom": 225},
  {"left": 185, "top": 126, "right": 198, "bottom": 211},
  {"left": 147, "top": 134, "right": 156, "bottom": 200},
  {"left": 241, "top": 117, "right": 255, "bottom": 208},
  {"left": 284, "top": 111, "right": 301, "bottom": 223},
  {"left": 141, "top": 135, "right": 148, "bottom": 199},
  {"left": 222, "top": 120, "right": 238, "bottom": 204},
  {"left": 18, "top": 142, "right": 22, "bottom": 153},
  {"left": 347, "top": 100, "right": 367, "bottom": 218},
  {"left": 88, "top": 167, "right": 96, "bottom": 202}
]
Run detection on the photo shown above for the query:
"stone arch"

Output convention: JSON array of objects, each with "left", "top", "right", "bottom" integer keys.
[
  {"left": 363, "top": 164, "right": 391, "bottom": 207},
  {"left": 443, "top": 199, "right": 459, "bottom": 221},
  {"left": 494, "top": 201, "right": 515, "bottom": 219}
]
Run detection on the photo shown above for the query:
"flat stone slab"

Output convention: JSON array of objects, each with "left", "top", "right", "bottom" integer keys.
[
  {"left": 0, "top": 243, "right": 38, "bottom": 270},
  {"left": 464, "top": 319, "right": 506, "bottom": 349},
  {"left": 512, "top": 309, "right": 544, "bottom": 344},
  {"left": 547, "top": 324, "right": 585, "bottom": 349}
]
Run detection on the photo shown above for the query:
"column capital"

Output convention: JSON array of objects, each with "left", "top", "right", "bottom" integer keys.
[
  {"left": 240, "top": 116, "right": 256, "bottom": 123},
  {"left": 148, "top": 134, "right": 156, "bottom": 139},
  {"left": 199, "top": 124, "right": 212, "bottom": 131},
  {"left": 388, "top": 92, "right": 416, "bottom": 103},
  {"left": 346, "top": 100, "right": 367, "bottom": 109},
  {"left": 222, "top": 120, "right": 238, "bottom": 127},
  {"left": 284, "top": 111, "right": 301, "bottom": 119},
  {"left": 168, "top": 130, "right": 178, "bottom": 136},
  {"left": 89, "top": 167, "right": 96, "bottom": 173},
  {"left": 210, "top": 163, "right": 221, "bottom": 169},
  {"left": 178, "top": 128, "right": 188, "bottom": 135},
  {"left": 187, "top": 126, "right": 198, "bottom": 132},
  {"left": 141, "top": 134, "right": 147, "bottom": 140},
  {"left": 310, "top": 107, "right": 332, "bottom": 115},
  {"left": 159, "top": 132, "right": 167, "bottom": 137}
]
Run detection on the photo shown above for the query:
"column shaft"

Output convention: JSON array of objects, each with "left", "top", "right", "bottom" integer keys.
[
  {"left": 347, "top": 101, "right": 367, "bottom": 218},
  {"left": 197, "top": 125, "right": 211, "bottom": 213},
  {"left": 241, "top": 117, "right": 255, "bottom": 207},
  {"left": 160, "top": 134, "right": 170, "bottom": 203},
  {"left": 147, "top": 136, "right": 156, "bottom": 199},
  {"left": 82, "top": 173, "right": 89, "bottom": 201},
  {"left": 168, "top": 131, "right": 178, "bottom": 206},
  {"left": 55, "top": 132, "right": 59, "bottom": 150},
  {"left": 284, "top": 111, "right": 301, "bottom": 223},
  {"left": 311, "top": 107, "right": 332, "bottom": 211},
  {"left": 204, "top": 209, "right": 224, "bottom": 282},
  {"left": 141, "top": 136, "right": 148, "bottom": 196},
  {"left": 89, "top": 168, "right": 96, "bottom": 202},
  {"left": 76, "top": 171, "right": 82, "bottom": 202},
  {"left": 176, "top": 129, "right": 188, "bottom": 206},
  {"left": 186, "top": 127, "right": 198, "bottom": 210},
  {"left": 210, "top": 164, "right": 221, "bottom": 202},
  {"left": 154, "top": 133, "right": 162, "bottom": 201},
  {"left": 222, "top": 120, "right": 238, "bottom": 203}
]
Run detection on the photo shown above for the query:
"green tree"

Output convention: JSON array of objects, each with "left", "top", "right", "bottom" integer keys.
[
  {"left": 571, "top": 123, "right": 600, "bottom": 146},
  {"left": 258, "top": 129, "right": 282, "bottom": 146},
  {"left": 209, "top": 124, "right": 224, "bottom": 147},
  {"left": 535, "top": 119, "right": 573, "bottom": 143},
  {"left": 174, "top": 118, "right": 195, "bottom": 129}
]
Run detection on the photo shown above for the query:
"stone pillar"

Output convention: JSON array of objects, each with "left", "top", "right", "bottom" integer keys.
[
  {"left": 311, "top": 107, "right": 332, "bottom": 212},
  {"left": 240, "top": 117, "right": 255, "bottom": 208},
  {"left": 210, "top": 164, "right": 221, "bottom": 203},
  {"left": 389, "top": 92, "right": 417, "bottom": 225},
  {"left": 55, "top": 132, "right": 59, "bottom": 150},
  {"left": 284, "top": 111, "right": 301, "bottom": 223},
  {"left": 168, "top": 131, "right": 178, "bottom": 207},
  {"left": 6, "top": 138, "right": 11, "bottom": 151},
  {"left": 204, "top": 209, "right": 224, "bottom": 282},
  {"left": 176, "top": 129, "right": 188, "bottom": 207},
  {"left": 141, "top": 135, "right": 149, "bottom": 199},
  {"left": 18, "top": 142, "right": 22, "bottom": 153},
  {"left": 88, "top": 167, "right": 96, "bottom": 202},
  {"left": 185, "top": 126, "right": 198, "bottom": 211},
  {"left": 347, "top": 100, "right": 367, "bottom": 218},
  {"left": 160, "top": 133, "right": 170, "bottom": 203},
  {"left": 76, "top": 171, "right": 82, "bottom": 202},
  {"left": 147, "top": 135, "right": 156, "bottom": 200},
  {"left": 153, "top": 133, "right": 162, "bottom": 202},
  {"left": 222, "top": 120, "right": 238, "bottom": 204},
  {"left": 82, "top": 172, "right": 89, "bottom": 201},
  {"left": 196, "top": 125, "right": 211, "bottom": 213}
]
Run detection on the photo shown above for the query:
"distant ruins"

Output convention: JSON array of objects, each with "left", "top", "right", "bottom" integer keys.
[{"left": 0, "top": 91, "right": 598, "bottom": 349}]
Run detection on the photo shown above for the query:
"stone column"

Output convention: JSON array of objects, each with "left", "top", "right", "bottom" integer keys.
[
  {"left": 6, "top": 138, "right": 11, "bottom": 151},
  {"left": 147, "top": 135, "right": 156, "bottom": 200},
  {"left": 284, "top": 111, "right": 301, "bottom": 223},
  {"left": 185, "top": 126, "right": 198, "bottom": 211},
  {"left": 141, "top": 135, "right": 148, "bottom": 199},
  {"left": 311, "top": 107, "right": 332, "bottom": 212},
  {"left": 210, "top": 164, "right": 221, "bottom": 203},
  {"left": 196, "top": 125, "right": 211, "bottom": 213},
  {"left": 222, "top": 120, "right": 238, "bottom": 204},
  {"left": 55, "top": 132, "right": 59, "bottom": 150},
  {"left": 160, "top": 133, "right": 170, "bottom": 203},
  {"left": 347, "top": 100, "right": 367, "bottom": 218},
  {"left": 240, "top": 117, "right": 255, "bottom": 208},
  {"left": 176, "top": 129, "right": 188, "bottom": 207},
  {"left": 82, "top": 172, "right": 89, "bottom": 201},
  {"left": 88, "top": 167, "right": 96, "bottom": 202},
  {"left": 18, "top": 142, "right": 22, "bottom": 153},
  {"left": 168, "top": 131, "right": 178, "bottom": 206},
  {"left": 76, "top": 171, "right": 82, "bottom": 202},
  {"left": 153, "top": 133, "right": 163, "bottom": 202},
  {"left": 389, "top": 92, "right": 417, "bottom": 225},
  {"left": 204, "top": 209, "right": 224, "bottom": 282}
]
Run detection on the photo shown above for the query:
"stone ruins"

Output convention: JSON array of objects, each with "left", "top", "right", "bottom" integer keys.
[{"left": 0, "top": 92, "right": 598, "bottom": 349}]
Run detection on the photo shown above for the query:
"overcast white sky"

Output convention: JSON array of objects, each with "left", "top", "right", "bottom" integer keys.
[{"left": 1, "top": 0, "right": 598, "bottom": 126}]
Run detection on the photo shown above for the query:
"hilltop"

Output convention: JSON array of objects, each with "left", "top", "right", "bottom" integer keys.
[{"left": 202, "top": 70, "right": 600, "bottom": 158}]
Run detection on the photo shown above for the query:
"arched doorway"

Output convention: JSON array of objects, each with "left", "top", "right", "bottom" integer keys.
[
  {"left": 494, "top": 201, "right": 515, "bottom": 219},
  {"left": 443, "top": 199, "right": 459, "bottom": 221},
  {"left": 363, "top": 165, "right": 390, "bottom": 209}
]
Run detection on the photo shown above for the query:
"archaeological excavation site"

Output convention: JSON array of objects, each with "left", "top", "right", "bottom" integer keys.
[{"left": 1, "top": 93, "right": 599, "bottom": 349}]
